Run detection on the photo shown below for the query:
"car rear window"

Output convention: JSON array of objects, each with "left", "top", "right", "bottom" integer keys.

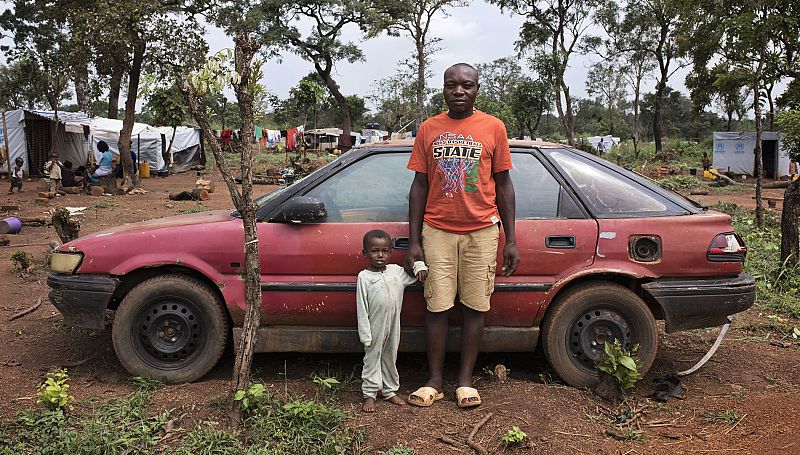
[{"left": 549, "top": 150, "right": 685, "bottom": 216}]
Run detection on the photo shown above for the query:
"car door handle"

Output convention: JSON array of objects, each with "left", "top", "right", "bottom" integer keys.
[
  {"left": 393, "top": 237, "right": 409, "bottom": 250},
  {"left": 546, "top": 235, "right": 576, "bottom": 249}
]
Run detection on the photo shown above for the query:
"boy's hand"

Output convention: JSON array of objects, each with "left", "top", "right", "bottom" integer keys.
[{"left": 416, "top": 270, "right": 428, "bottom": 283}]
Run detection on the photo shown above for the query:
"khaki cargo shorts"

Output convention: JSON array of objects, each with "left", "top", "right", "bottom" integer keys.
[{"left": 422, "top": 223, "right": 499, "bottom": 313}]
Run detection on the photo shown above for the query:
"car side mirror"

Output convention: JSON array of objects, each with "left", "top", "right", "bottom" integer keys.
[{"left": 270, "top": 196, "right": 327, "bottom": 223}]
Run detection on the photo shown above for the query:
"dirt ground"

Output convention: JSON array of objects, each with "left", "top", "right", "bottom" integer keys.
[{"left": 0, "top": 172, "right": 799, "bottom": 454}]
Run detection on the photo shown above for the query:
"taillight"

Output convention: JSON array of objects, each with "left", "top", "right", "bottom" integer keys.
[{"left": 707, "top": 232, "right": 747, "bottom": 262}]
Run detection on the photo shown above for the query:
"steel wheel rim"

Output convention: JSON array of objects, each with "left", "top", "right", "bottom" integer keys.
[
  {"left": 132, "top": 297, "right": 206, "bottom": 370},
  {"left": 568, "top": 306, "right": 636, "bottom": 373}
]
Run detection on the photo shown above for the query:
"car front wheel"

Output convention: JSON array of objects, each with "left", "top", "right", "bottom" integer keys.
[
  {"left": 541, "top": 281, "right": 658, "bottom": 388},
  {"left": 112, "top": 274, "right": 228, "bottom": 383}
]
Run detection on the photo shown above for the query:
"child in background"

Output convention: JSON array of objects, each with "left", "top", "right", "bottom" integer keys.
[
  {"left": 9, "top": 157, "right": 24, "bottom": 193},
  {"left": 45, "top": 152, "right": 62, "bottom": 194},
  {"left": 357, "top": 229, "right": 428, "bottom": 412}
]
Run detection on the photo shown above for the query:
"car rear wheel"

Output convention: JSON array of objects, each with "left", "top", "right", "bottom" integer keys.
[
  {"left": 541, "top": 281, "right": 658, "bottom": 388},
  {"left": 112, "top": 274, "right": 228, "bottom": 383}
]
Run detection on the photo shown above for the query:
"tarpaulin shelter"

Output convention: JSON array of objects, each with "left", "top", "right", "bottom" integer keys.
[
  {"left": 1, "top": 109, "right": 91, "bottom": 177},
  {"left": 1, "top": 108, "right": 204, "bottom": 176},
  {"left": 712, "top": 131, "right": 791, "bottom": 178}
]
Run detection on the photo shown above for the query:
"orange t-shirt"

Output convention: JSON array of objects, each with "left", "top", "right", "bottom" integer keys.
[{"left": 407, "top": 110, "right": 512, "bottom": 234}]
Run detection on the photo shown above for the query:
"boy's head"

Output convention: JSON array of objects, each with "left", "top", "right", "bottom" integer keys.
[
  {"left": 15, "top": 157, "right": 23, "bottom": 167},
  {"left": 50, "top": 151, "right": 58, "bottom": 158},
  {"left": 64, "top": 160, "right": 73, "bottom": 170},
  {"left": 362, "top": 230, "right": 392, "bottom": 270},
  {"left": 97, "top": 141, "right": 109, "bottom": 153}
]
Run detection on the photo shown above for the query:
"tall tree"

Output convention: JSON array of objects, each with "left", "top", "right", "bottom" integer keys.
[
  {"left": 490, "top": 0, "right": 605, "bottom": 145},
  {"left": 509, "top": 76, "right": 551, "bottom": 138},
  {"left": 0, "top": 58, "right": 46, "bottom": 109},
  {"left": 681, "top": 0, "right": 791, "bottom": 227},
  {"left": 777, "top": 109, "right": 800, "bottom": 266},
  {"left": 369, "top": 67, "right": 419, "bottom": 133},
  {"left": 592, "top": 0, "right": 686, "bottom": 153},
  {"left": 685, "top": 63, "right": 751, "bottom": 132},
  {"left": 619, "top": 51, "right": 654, "bottom": 158},
  {"left": 261, "top": 0, "right": 392, "bottom": 149},
  {"left": 376, "top": 0, "right": 468, "bottom": 127},
  {"left": 586, "top": 60, "right": 628, "bottom": 136}
]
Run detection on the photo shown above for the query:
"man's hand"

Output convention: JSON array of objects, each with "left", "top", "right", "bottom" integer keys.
[
  {"left": 416, "top": 270, "right": 428, "bottom": 283},
  {"left": 501, "top": 242, "right": 520, "bottom": 277},
  {"left": 405, "top": 243, "right": 425, "bottom": 276}
]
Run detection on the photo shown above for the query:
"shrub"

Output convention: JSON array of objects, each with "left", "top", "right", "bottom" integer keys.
[
  {"left": 37, "top": 369, "right": 74, "bottom": 411},
  {"left": 594, "top": 341, "right": 642, "bottom": 391}
]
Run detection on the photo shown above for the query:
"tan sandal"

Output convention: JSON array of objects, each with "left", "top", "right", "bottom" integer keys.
[
  {"left": 456, "top": 386, "right": 482, "bottom": 408},
  {"left": 408, "top": 386, "right": 444, "bottom": 407}
]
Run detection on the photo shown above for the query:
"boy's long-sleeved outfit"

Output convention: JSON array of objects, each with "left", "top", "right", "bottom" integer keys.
[{"left": 356, "top": 264, "right": 417, "bottom": 399}]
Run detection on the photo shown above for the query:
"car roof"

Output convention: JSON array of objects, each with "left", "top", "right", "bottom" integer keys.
[{"left": 355, "top": 138, "right": 563, "bottom": 149}]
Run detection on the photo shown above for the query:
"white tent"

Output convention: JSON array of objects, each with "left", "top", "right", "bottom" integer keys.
[
  {"left": 712, "top": 131, "right": 791, "bottom": 178},
  {"left": 585, "top": 135, "right": 620, "bottom": 154},
  {"left": 1, "top": 108, "right": 203, "bottom": 176}
]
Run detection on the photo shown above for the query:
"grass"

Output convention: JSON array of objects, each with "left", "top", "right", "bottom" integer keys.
[
  {"left": 712, "top": 202, "right": 800, "bottom": 319},
  {"left": 0, "top": 379, "right": 364, "bottom": 455},
  {"left": 607, "top": 138, "right": 711, "bottom": 172},
  {"left": 177, "top": 204, "right": 210, "bottom": 214},
  {"left": 89, "top": 200, "right": 117, "bottom": 210},
  {"left": 703, "top": 409, "right": 742, "bottom": 425}
]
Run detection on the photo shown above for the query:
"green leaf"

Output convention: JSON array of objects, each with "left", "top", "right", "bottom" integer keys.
[
  {"left": 234, "top": 390, "right": 246, "bottom": 401},
  {"left": 619, "top": 356, "right": 638, "bottom": 371}
]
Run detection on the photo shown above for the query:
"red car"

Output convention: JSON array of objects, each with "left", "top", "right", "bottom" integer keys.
[{"left": 48, "top": 140, "right": 755, "bottom": 385}]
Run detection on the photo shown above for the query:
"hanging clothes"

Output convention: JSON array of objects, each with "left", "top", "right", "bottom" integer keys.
[
  {"left": 286, "top": 128, "right": 298, "bottom": 150},
  {"left": 254, "top": 127, "right": 263, "bottom": 143},
  {"left": 267, "top": 130, "right": 281, "bottom": 147}
]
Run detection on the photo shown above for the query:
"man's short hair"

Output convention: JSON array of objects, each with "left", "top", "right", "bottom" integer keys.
[
  {"left": 444, "top": 63, "right": 479, "bottom": 83},
  {"left": 363, "top": 229, "right": 392, "bottom": 250}
]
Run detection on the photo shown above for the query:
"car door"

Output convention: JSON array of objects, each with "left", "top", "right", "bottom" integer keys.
[
  {"left": 258, "top": 151, "right": 420, "bottom": 327},
  {"left": 496, "top": 151, "right": 598, "bottom": 327}
]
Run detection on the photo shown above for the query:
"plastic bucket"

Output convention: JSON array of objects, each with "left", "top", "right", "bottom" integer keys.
[
  {"left": 0, "top": 217, "right": 22, "bottom": 234},
  {"left": 139, "top": 162, "right": 150, "bottom": 178}
]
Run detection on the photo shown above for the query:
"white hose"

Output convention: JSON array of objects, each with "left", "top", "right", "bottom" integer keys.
[{"left": 676, "top": 319, "right": 731, "bottom": 377}]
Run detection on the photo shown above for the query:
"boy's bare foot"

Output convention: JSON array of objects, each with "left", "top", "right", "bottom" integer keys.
[
  {"left": 363, "top": 397, "right": 376, "bottom": 412},
  {"left": 385, "top": 395, "right": 405, "bottom": 406}
]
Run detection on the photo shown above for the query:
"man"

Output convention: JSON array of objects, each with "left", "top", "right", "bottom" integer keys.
[{"left": 405, "top": 63, "right": 519, "bottom": 408}]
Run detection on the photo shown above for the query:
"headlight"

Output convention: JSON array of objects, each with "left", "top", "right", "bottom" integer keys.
[{"left": 50, "top": 252, "right": 84, "bottom": 274}]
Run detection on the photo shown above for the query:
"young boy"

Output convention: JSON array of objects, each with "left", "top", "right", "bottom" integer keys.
[
  {"left": 45, "top": 152, "right": 62, "bottom": 194},
  {"left": 357, "top": 229, "right": 428, "bottom": 412},
  {"left": 9, "top": 157, "right": 24, "bottom": 194}
]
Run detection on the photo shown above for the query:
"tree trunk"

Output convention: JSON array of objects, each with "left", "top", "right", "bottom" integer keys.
[
  {"left": 766, "top": 83, "right": 775, "bottom": 131},
  {"left": 563, "top": 83, "right": 575, "bottom": 145},
  {"left": 165, "top": 126, "right": 177, "bottom": 168},
  {"left": 415, "top": 39, "right": 426, "bottom": 129},
  {"left": 653, "top": 77, "right": 666, "bottom": 153},
  {"left": 108, "top": 70, "right": 123, "bottom": 119},
  {"left": 781, "top": 179, "right": 800, "bottom": 266},
  {"left": 119, "top": 38, "right": 145, "bottom": 190},
  {"left": 317, "top": 64, "right": 351, "bottom": 149},
  {"left": 753, "top": 63, "right": 764, "bottom": 228},
  {"left": 726, "top": 112, "right": 733, "bottom": 132},
  {"left": 229, "top": 33, "right": 262, "bottom": 421},
  {"left": 74, "top": 63, "right": 91, "bottom": 114},
  {"left": 632, "top": 78, "right": 641, "bottom": 159}
]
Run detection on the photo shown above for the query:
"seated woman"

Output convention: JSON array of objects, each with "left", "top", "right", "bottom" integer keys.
[{"left": 92, "top": 141, "right": 114, "bottom": 182}]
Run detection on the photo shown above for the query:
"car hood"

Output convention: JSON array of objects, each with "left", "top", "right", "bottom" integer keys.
[{"left": 74, "top": 210, "right": 237, "bottom": 241}]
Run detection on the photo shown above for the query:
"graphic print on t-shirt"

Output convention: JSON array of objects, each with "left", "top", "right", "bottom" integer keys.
[{"left": 432, "top": 132, "right": 484, "bottom": 197}]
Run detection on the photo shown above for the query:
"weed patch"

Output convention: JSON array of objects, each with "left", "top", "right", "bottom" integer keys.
[
  {"left": 703, "top": 409, "right": 742, "bottom": 425},
  {"left": 10, "top": 251, "right": 32, "bottom": 270},
  {"left": 89, "top": 200, "right": 117, "bottom": 210},
  {"left": 177, "top": 204, "right": 210, "bottom": 214},
  {"left": 656, "top": 175, "right": 705, "bottom": 191}
]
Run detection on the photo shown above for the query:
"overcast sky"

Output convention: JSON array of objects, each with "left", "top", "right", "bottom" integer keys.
[
  {"left": 204, "top": 1, "right": 693, "bottom": 110},
  {"left": 0, "top": 0, "right": 712, "bottom": 112}
]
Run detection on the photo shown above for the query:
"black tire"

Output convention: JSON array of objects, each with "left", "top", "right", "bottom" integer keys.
[
  {"left": 112, "top": 274, "right": 228, "bottom": 383},
  {"left": 541, "top": 281, "right": 658, "bottom": 388}
]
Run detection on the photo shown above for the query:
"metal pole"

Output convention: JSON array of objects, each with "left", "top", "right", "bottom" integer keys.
[{"left": 1, "top": 111, "right": 11, "bottom": 176}]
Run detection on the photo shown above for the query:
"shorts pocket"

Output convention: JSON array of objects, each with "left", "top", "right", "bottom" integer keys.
[
  {"left": 486, "top": 264, "right": 496, "bottom": 296},
  {"left": 424, "top": 279, "right": 433, "bottom": 299}
]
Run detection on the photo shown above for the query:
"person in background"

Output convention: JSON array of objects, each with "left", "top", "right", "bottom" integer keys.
[
  {"left": 8, "top": 157, "right": 24, "bottom": 194},
  {"left": 45, "top": 151, "right": 63, "bottom": 194}
]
